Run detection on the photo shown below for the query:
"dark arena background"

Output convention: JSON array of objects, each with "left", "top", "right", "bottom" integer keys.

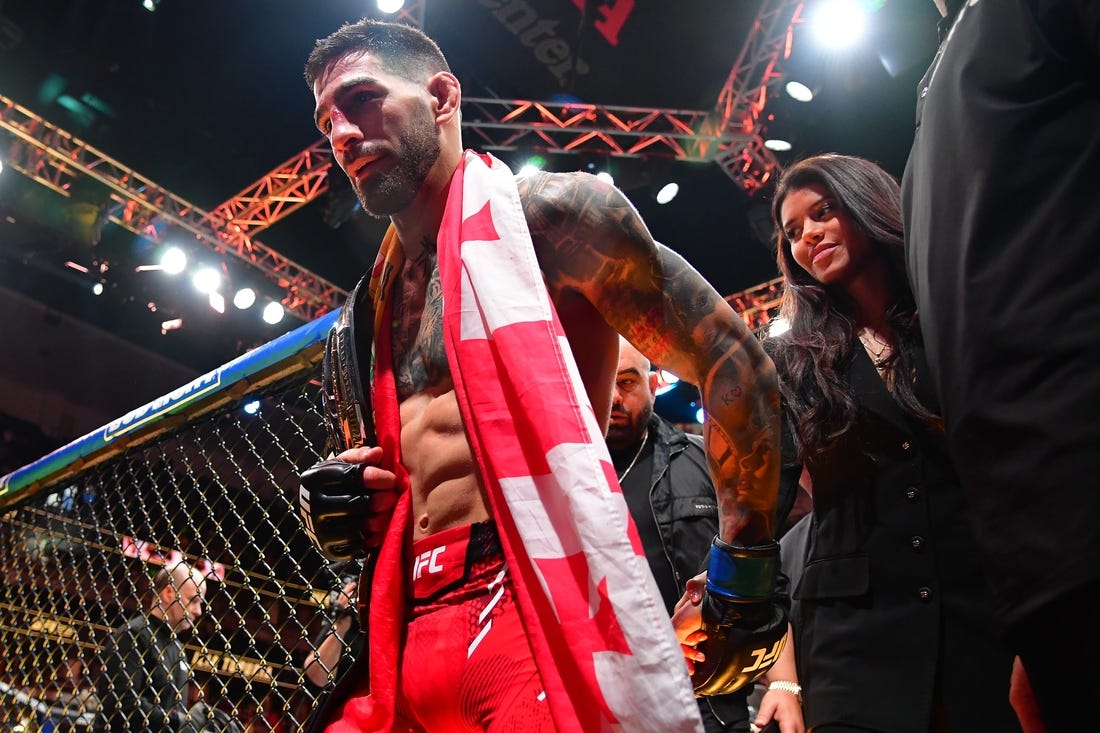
[{"left": 0, "top": 1, "right": 941, "bottom": 729}]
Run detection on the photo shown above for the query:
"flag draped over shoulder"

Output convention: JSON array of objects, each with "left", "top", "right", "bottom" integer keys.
[
  {"left": 438, "top": 151, "right": 701, "bottom": 732},
  {"left": 325, "top": 150, "right": 702, "bottom": 733}
]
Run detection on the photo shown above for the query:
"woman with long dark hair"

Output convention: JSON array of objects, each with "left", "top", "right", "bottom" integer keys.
[{"left": 762, "top": 154, "right": 1020, "bottom": 733}]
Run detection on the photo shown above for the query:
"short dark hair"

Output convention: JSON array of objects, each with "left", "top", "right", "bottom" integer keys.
[{"left": 304, "top": 18, "right": 450, "bottom": 88}]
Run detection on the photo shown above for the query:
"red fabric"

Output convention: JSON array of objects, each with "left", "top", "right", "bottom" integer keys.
[
  {"left": 436, "top": 152, "right": 701, "bottom": 732},
  {"left": 397, "top": 528, "right": 553, "bottom": 732},
  {"left": 324, "top": 152, "right": 701, "bottom": 732},
  {"left": 407, "top": 523, "right": 478, "bottom": 601},
  {"left": 323, "top": 248, "right": 408, "bottom": 732}
]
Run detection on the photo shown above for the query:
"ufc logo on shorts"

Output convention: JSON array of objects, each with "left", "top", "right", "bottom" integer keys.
[
  {"left": 413, "top": 546, "right": 445, "bottom": 580},
  {"left": 741, "top": 638, "right": 785, "bottom": 674}
]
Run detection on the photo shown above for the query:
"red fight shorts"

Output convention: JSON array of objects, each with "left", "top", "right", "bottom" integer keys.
[{"left": 395, "top": 522, "right": 553, "bottom": 733}]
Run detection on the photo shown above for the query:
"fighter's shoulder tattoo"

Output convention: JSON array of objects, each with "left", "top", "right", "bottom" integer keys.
[{"left": 517, "top": 171, "right": 656, "bottom": 290}]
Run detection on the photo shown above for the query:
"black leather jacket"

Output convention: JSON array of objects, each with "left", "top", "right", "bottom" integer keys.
[
  {"left": 621, "top": 412, "right": 749, "bottom": 732},
  {"left": 97, "top": 614, "right": 191, "bottom": 732},
  {"left": 631, "top": 413, "right": 718, "bottom": 606}
]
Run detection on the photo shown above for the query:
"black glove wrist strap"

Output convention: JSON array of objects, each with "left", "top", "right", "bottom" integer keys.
[{"left": 706, "top": 536, "right": 779, "bottom": 601}]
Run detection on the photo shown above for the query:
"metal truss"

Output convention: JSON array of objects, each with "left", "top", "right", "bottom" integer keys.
[
  {"left": 221, "top": 0, "right": 803, "bottom": 237},
  {"left": 209, "top": 140, "right": 334, "bottom": 251},
  {"left": 702, "top": 0, "right": 804, "bottom": 194},
  {"left": 456, "top": 0, "right": 803, "bottom": 190},
  {"left": 725, "top": 276, "right": 785, "bottom": 334},
  {"left": 1, "top": 0, "right": 801, "bottom": 323},
  {"left": 461, "top": 98, "right": 719, "bottom": 160},
  {"left": 0, "top": 93, "right": 345, "bottom": 322}
]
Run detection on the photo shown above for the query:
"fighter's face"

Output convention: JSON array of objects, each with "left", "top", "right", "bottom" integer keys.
[{"left": 313, "top": 52, "right": 441, "bottom": 217}]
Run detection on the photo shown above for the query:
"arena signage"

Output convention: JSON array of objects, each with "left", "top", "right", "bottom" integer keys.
[
  {"left": 0, "top": 310, "right": 337, "bottom": 502},
  {"left": 190, "top": 649, "right": 276, "bottom": 685},
  {"left": 102, "top": 370, "right": 222, "bottom": 442}
]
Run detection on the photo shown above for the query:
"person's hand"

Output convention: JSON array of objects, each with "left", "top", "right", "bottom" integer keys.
[
  {"left": 754, "top": 683, "right": 806, "bottom": 733},
  {"left": 336, "top": 446, "right": 399, "bottom": 547},
  {"left": 671, "top": 571, "right": 708, "bottom": 675},
  {"left": 299, "top": 446, "right": 398, "bottom": 560},
  {"left": 332, "top": 579, "right": 358, "bottom": 610},
  {"left": 329, "top": 577, "right": 359, "bottom": 628},
  {"left": 690, "top": 538, "right": 788, "bottom": 696}
]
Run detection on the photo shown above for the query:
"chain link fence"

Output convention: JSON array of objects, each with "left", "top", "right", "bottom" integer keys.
[{"left": 0, "top": 317, "right": 354, "bottom": 732}]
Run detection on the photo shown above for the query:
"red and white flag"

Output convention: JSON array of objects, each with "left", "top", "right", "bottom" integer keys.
[{"left": 438, "top": 151, "right": 703, "bottom": 732}]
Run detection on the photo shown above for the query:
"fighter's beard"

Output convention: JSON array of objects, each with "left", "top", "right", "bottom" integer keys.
[{"left": 355, "top": 102, "right": 441, "bottom": 218}]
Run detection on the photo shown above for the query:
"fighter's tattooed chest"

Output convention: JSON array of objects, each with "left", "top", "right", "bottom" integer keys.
[{"left": 391, "top": 249, "right": 449, "bottom": 400}]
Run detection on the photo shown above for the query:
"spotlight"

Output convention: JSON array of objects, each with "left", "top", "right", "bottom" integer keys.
[
  {"left": 768, "top": 317, "right": 790, "bottom": 337},
  {"left": 192, "top": 267, "right": 221, "bottom": 295},
  {"left": 142, "top": 0, "right": 158, "bottom": 11},
  {"left": 764, "top": 138, "right": 793, "bottom": 152},
  {"left": 233, "top": 288, "right": 256, "bottom": 310},
  {"left": 208, "top": 292, "right": 226, "bottom": 313},
  {"left": 161, "top": 318, "right": 183, "bottom": 333},
  {"left": 655, "top": 182, "right": 679, "bottom": 205},
  {"left": 654, "top": 369, "right": 681, "bottom": 397},
  {"left": 595, "top": 171, "right": 615, "bottom": 185},
  {"left": 376, "top": 0, "right": 405, "bottom": 12},
  {"left": 161, "top": 247, "right": 187, "bottom": 275},
  {"left": 517, "top": 155, "right": 546, "bottom": 177},
  {"left": 785, "top": 81, "right": 815, "bottom": 102},
  {"left": 262, "top": 301, "right": 285, "bottom": 325},
  {"left": 92, "top": 282, "right": 104, "bottom": 296},
  {"left": 810, "top": 0, "right": 869, "bottom": 49},
  {"left": 695, "top": 407, "right": 706, "bottom": 424},
  {"left": 243, "top": 400, "right": 261, "bottom": 415}
]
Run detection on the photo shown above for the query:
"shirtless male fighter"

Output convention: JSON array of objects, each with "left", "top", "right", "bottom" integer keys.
[{"left": 298, "top": 18, "right": 785, "bottom": 733}]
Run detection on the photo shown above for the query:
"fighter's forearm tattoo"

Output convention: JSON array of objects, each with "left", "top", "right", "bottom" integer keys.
[{"left": 521, "top": 172, "right": 781, "bottom": 542}]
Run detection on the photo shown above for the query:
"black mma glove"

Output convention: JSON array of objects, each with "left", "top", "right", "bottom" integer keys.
[
  {"left": 691, "top": 537, "right": 788, "bottom": 697},
  {"left": 299, "top": 458, "right": 373, "bottom": 561}
]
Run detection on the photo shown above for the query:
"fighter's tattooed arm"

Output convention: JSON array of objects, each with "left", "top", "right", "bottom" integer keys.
[{"left": 518, "top": 171, "right": 780, "bottom": 544}]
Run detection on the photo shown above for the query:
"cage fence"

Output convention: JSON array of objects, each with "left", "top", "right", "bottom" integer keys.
[{"left": 0, "top": 314, "right": 353, "bottom": 732}]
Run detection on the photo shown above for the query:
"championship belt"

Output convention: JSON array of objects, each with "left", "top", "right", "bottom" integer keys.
[
  {"left": 321, "top": 274, "right": 376, "bottom": 453},
  {"left": 300, "top": 274, "right": 380, "bottom": 608}
]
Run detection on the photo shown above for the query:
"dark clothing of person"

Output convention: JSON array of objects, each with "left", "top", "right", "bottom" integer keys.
[
  {"left": 611, "top": 434, "right": 677, "bottom": 609},
  {"left": 772, "top": 341, "right": 1019, "bottom": 733},
  {"left": 902, "top": 0, "right": 1100, "bottom": 632},
  {"left": 902, "top": 3, "right": 1100, "bottom": 728},
  {"left": 97, "top": 614, "right": 191, "bottom": 732},
  {"left": 612, "top": 412, "right": 750, "bottom": 733}
]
